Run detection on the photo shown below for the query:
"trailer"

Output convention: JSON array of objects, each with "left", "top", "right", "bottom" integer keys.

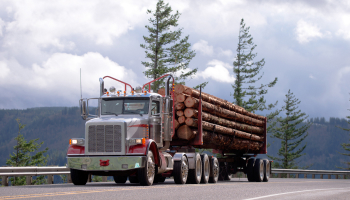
[{"left": 67, "top": 74, "right": 270, "bottom": 186}]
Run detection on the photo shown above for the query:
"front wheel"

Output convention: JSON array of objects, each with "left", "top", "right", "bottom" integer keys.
[
  {"left": 70, "top": 168, "right": 88, "bottom": 185},
  {"left": 138, "top": 151, "right": 155, "bottom": 186}
]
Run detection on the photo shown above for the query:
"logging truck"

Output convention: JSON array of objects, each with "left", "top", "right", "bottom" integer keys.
[{"left": 67, "top": 74, "right": 270, "bottom": 186}]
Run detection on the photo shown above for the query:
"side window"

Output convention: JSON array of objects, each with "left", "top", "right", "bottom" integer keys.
[{"left": 151, "top": 101, "right": 159, "bottom": 115}]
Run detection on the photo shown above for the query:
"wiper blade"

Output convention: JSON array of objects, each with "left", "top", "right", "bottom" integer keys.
[{"left": 103, "top": 112, "right": 118, "bottom": 116}]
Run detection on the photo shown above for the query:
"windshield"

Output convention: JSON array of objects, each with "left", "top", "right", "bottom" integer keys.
[{"left": 101, "top": 98, "right": 150, "bottom": 115}]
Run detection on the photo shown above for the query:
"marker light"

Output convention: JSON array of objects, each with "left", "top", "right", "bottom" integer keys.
[
  {"left": 144, "top": 91, "right": 147, "bottom": 95},
  {"left": 132, "top": 90, "right": 134, "bottom": 95},
  {"left": 117, "top": 91, "right": 120, "bottom": 96},
  {"left": 124, "top": 91, "right": 126, "bottom": 96}
]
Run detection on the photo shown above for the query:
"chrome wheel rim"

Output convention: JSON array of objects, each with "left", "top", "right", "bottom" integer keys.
[
  {"left": 181, "top": 159, "right": 189, "bottom": 182},
  {"left": 259, "top": 162, "right": 264, "bottom": 180},
  {"left": 213, "top": 160, "right": 219, "bottom": 178},
  {"left": 147, "top": 154, "right": 155, "bottom": 183},
  {"left": 266, "top": 162, "right": 270, "bottom": 179},
  {"left": 204, "top": 159, "right": 209, "bottom": 179},
  {"left": 196, "top": 158, "right": 202, "bottom": 181}
]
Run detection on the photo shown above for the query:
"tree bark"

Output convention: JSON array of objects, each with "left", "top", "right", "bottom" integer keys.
[
  {"left": 177, "top": 125, "right": 196, "bottom": 140},
  {"left": 192, "top": 130, "right": 262, "bottom": 151},
  {"left": 184, "top": 108, "right": 263, "bottom": 135},
  {"left": 185, "top": 118, "right": 263, "bottom": 142},
  {"left": 176, "top": 93, "right": 187, "bottom": 103},
  {"left": 174, "top": 119, "right": 179, "bottom": 129},
  {"left": 174, "top": 84, "right": 190, "bottom": 94},
  {"left": 184, "top": 96, "right": 264, "bottom": 127},
  {"left": 182, "top": 86, "right": 265, "bottom": 121}
]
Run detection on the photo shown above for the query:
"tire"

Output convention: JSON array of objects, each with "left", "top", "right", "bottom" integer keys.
[
  {"left": 138, "top": 151, "right": 156, "bottom": 186},
  {"left": 173, "top": 155, "right": 189, "bottom": 184},
  {"left": 187, "top": 153, "right": 202, "bottom": 184},
  {"left": 247, "top": 158, "right": 255, "bottom": 182},
  {"left": 113, "top": 176, "right": 127, "bottom": 184},
  {"left": 200, "top": 154, "right": 210, "bottom": 184},
  {"left": 209, "top": 157, "right": 219, "bottom": 183},
  {"left": 70, "top": 168, "right": 88, "bottom": 185},
  {"left": 254, "top": 158, "right": 264, "bottom": 182},
  {"left": 263, "top": 159, "right": 270, "bottom": 182},
  {"left": 154, "top": 174, "right": 166, "bottom": 183},
  {"left": 129, "top": 175, "right": 139, "bottom": 183}
]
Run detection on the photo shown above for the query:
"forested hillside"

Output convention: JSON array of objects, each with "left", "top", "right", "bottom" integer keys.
[{"left": 0, "top": 108, "right": 349, "bottom": 170}]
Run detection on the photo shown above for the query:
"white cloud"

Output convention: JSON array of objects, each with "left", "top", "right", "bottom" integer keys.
[
  {"left": 295, "top": 19, "right": 324, "bottom": 44},
  {"left": 192, "top": 40, "right": 214, "bottom": 56},
  {"left": 0, "top": 61, "right": 10, "bottom": 78},
  {"left": 218, "top": 48, "right": 233, "bottom": 57},
  {"left": 197, "top": 60, "right": 235, "bottom": 83},
  {"left": 0, "top": 52, "right": 139, "bottom": 108},
  {"left": 309, "top": 74, "right": 316, "bottom": 79}
]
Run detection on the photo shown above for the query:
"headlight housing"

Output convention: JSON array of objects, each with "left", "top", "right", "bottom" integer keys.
[{"left": 69, "top": 138, "right": 85, "bottom": 146}]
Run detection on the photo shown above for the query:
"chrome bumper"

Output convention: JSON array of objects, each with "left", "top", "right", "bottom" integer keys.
[{"left": 67, "top": 156, "right": 146, "bottom": 171}]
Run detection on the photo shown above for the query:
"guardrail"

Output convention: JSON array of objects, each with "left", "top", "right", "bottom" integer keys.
[
  {"left": 271, "top": 168, "right": 350, "bottom": 179},
  {"left": 1, "top": 167, "right": 349, "bottom": 186},
  {"left": 0, "top": 167, "right": 71, "bottom": 186}
]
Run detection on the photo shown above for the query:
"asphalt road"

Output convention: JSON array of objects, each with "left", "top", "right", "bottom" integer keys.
[{"left": 0, "top": 178, "right": 349, "bottom": 200}]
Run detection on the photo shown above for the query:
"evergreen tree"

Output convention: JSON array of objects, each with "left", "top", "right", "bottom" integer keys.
[
  {"left": 6, "top": 118, "right": 49, "bottom": 186},
  {"left": 232, "top": 18, "right": 278, "bottom": 117},
  {"left": 337, "top": 96, "right": 350, "bottom": 170},
  {"left": 141, "top": 0, "right": 197, "bottom": 92},
  {"left": 267, "top": 90, "right": 310, "bottom": 169}
]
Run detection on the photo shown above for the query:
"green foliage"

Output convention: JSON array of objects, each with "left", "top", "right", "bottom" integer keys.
[
  {"left": 6, "top": 119, "right": 49, "bottom": 186},
  {"left": 232, "top": 18, "right": 278, "bottom": 117},
  {"left": 267, "top": 90, "right": 310, "bottom": 169},
  {"left": 141, "top": 0, "right": 197, "bottom": 91},
  {"left": 193, "top": 81, "right": 209, "bottom": 90},
  {"left": 337, "top": 95, "right": 350, "bottom": 170},
  {"left": 92, "top": 175, "right": 102, "bottom": 182}
]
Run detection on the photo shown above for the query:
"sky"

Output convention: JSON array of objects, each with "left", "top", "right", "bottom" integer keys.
[{"left": 0, "top": 0, "right": 350, "bottom": 119}]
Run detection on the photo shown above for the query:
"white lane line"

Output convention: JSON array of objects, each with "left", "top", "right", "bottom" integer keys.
[{"left": 244, "top": 187, "right": 350, "bottom": 200}]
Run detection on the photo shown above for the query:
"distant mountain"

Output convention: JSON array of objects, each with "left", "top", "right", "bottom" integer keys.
[{"left": 0, "top": 108, "right": 349, "bottom": 170}]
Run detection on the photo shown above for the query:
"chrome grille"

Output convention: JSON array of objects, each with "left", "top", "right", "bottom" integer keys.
[{"left": 88, "top": 125, "right": 122, "bottom": 153}]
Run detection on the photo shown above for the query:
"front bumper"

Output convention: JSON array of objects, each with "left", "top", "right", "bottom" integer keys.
[{"left": 67, "top": 156, "right": 146, "bottom": 171}]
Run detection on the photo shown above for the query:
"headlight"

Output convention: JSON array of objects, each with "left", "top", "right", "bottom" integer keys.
[
  {"left": 128, "top": 138, "right": 145, "bottom": 146},
  {"left": 69, "top": 138, "right": 85, "bottom": 146}
]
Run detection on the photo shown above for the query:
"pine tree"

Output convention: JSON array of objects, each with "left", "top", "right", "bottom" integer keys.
[
  {"left": 141, "top": 0, "right": 197, "bottom": 92},
  {"left": 337, "top": 96, "right": 350, "bottom": 170},
  {"left": 6, "top": 118, "right": 49, "bottom": 186},
  {"left": 267, "top": 90, "right": 310, "bottom": 169},
  {"left": 232, "top": 18, "right": 278, "bottom": 117}
]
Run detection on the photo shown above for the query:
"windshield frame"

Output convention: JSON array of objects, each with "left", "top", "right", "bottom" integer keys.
[{"left": 100, "top": 97, "right": 150, "bottom": 116}]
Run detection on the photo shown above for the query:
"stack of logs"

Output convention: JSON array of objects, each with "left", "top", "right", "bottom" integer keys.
[{"left": 157, "top": 85, "right": 266, "bottom": 152}]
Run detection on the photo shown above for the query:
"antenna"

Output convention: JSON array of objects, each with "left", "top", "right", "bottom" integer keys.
[{"left": 80, "top": 68, "right": 82, "bottom": 99}]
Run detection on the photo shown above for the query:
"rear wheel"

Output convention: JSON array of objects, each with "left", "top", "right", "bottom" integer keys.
[
  {"left": 187, "top": 153, "right": 202, "bottom": 184},
  {"left": 209, "top": 157, "right": 219, "bottom": 183},
  {"left": 173, "top": 155, "right": 189, "bottom": 184},
  {"left": 247, "top": 158, "right": 255, "bottom": 182},
  {"left": 254, "top": 159, "right": 264, "bottom": 182},
  {"left": 129, "top": 175, "right": 139, "bottom": 183},
  {"left": 200, "top": 154, "right": 210, "bottom": 184},
  {"left": 263, "top": 159, "right": 270, "bottom": 182},
  {"left": 138, "top": 151, "right": 155, "bottom": 186},
  {"left": 70, "top": 168, "right": 88, "bottom": 185},
  {"left": 113, "top": 176, "right": 127, "bottom": 184}
]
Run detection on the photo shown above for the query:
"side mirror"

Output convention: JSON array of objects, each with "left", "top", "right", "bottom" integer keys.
[{"left": 80, "top": 99, "right": 88, "bottom": 120}]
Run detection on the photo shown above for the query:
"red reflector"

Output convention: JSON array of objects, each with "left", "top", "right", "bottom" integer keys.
[
  {"left": 129, "top": 124, "right": 149, "bottom": 128},
  {"left": 100, "top": 159, "right": 110, "bottom": 166}
]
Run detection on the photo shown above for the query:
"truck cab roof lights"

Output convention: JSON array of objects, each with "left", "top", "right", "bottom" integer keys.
[
  {"left": 144, "top": 90, "right": 147, "bottom": 95},
  {"left": 124, "top": 91, "right": 126, "bottom": 96},
  {"left": 110, "top": 86, "right": 116, "bottom": 93}
]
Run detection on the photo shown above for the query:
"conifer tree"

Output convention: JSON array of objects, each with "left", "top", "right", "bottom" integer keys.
[
  {"left": 337, "top": 96, "right": 350, "bottom": 170},
  {"left": 267, "top": 90, "right": 310, "bottom": 169},
  {"left": 6, "top": 118, "right": 49, "bottom": 185},
  {"left": 141, "top": 0, "right": 197, "bottom": 92},
  {"left": 232, "top": 18, "right": 278, "bottom": 118}
]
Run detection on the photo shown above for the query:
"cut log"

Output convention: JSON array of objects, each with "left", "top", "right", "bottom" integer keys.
[
  {"left": 185, "top": 119, "right": 263, "bottom": 142},
  {"left": 183, "top": 86, "right": 265, "bottom": 121},
  {"left": 157, "top": 88, "right": 165, "bottom": 96},
  {"left": 184, "top": 96, "right": 264, "bottom": 127},
  {"left": 174, "top": 84, "right": 190, "bottom": 94},
  {"left": 178, "top": 116, "right": 186, "bottom": 124},
  {"left": 174, "top": 119, "right": 179, "bottom": 130},
  {"left": 184, "top": 108, "right": 198, "bottom": 118},
  {"left": 177, "top": 125, "right": 196, "bottom": 140},
  {"left": 176, "top": 110, "right": 184, "bottom": 117},
  {"left": 194, "top": 130, "right": 262, "bottom": 151},
  {"left": 184, "top": 109, "right": 263, "bottom": 135},
  {"left": 175, "top": 102, "right": 185, "bottom": 110},
  {"left": 176, "top": 93, "right": 187, "bottom": 103}
]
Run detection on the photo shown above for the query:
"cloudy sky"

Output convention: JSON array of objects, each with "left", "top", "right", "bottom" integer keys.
[{"left": 0, "top": 0, "right": 350, "bottom": 119}]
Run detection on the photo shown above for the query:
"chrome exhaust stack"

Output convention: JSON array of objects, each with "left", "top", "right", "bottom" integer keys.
[{"left": 99, "top": 78, "right": 104, "bottom": 97}]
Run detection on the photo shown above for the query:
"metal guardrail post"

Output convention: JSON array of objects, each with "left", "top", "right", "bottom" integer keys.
[
  {"left": 2, "top": 176, "right": 8, "bottom": 186},
  {"left": 102, "top": 176, "right": 107, "bottom": 182},
  {"left": 26, "top": 176, "right": 32, "bottom": 185},
  {"left": 278, "top": 174, "right": 281, "bottom": 178},
  {"left": 47, "top": 175, "right": 53, "bottom": 184},
  {"left": 328, "top": 175, "right": 331, "bottom": 179},
  {"left": 88, "top": 174, "right": 91, "bottom": 182},
  {"left": 335, "top": 174, "right": 338, "bottom": 179},
  {"left": 312, "top": 174, "right": 315, "bottom": 179},
  {"left": 68, "top": 174, "right": 72, "bottom": 183},
  {"left": 287, "top": 173, "right": 290, "bottom": 178},
  {"left": 304, "top": 174, "right": 307, "bottom": 178},
  {"left": 320, "top": 174, "right": 323, "bottom": 179}
]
